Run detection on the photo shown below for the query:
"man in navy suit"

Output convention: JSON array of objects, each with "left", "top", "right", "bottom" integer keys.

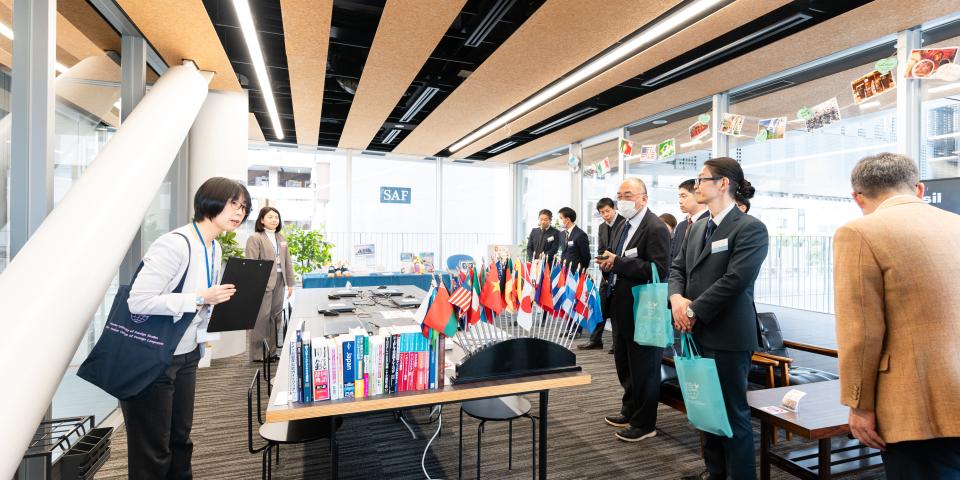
[
  {"left": 669, "top": 158, "right": 768, "bottom": 480},
  {"left": 671, "top": 179, "right": 709, "bottom": 262},
  {"left": 558, "top": 207, "right": 590, "bottom": 271}
]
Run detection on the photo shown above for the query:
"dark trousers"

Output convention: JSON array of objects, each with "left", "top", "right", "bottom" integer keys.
[
  {"left": 612, "top": 304, "right": 663, "bottom": 431},
  {"left": 883, "top": 437, "right": 960, "bottom": 479},
  {"left": 589, "top": 286, "right": 615, "bottom": 346},
  {"left": 700, "top": 348, "right": 755, "bottom": 480},
  {"left": 120, "top": 347, "right": 201, "bottom": 480}
]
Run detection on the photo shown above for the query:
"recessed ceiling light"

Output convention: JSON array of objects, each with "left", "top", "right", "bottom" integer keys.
[
  {"left": 652, "top": 120, "right": 668, "bottom": 125},
  {"left": 233, "top": 0, "right": 284, "bottom": 140}
]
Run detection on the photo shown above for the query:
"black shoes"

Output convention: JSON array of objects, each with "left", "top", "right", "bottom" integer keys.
[
  {"left": 680, "top": 471, "right": 722, "bottom": 480},
  {"left": 577, "top": 342, "right": 603, "bottom": 350},
  {"left": 604, "top": 414, "right": 630, "bottom": 428},
  {"left": 615, "top": 426, "right": 657, "bottom": 442},
  {"left": 607, "top": 348, "right": 615, "bottom": 354}
]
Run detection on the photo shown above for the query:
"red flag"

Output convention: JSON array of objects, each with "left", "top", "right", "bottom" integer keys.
[
  {"left": 448, "top": 282, "right": 472, "bottom": 314},
  {"left": 424, "top": 282, "right": 454, "bottom": 332},
  {"left": 480, "top": 263, "right": 506, "bottom": 315},
  {"left": 537, "top": 259, "right": 554, "bottom": 312}
]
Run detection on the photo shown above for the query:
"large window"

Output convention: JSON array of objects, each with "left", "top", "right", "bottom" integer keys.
[
  {"left": 920, "top": 21, "right": 960, "bottom": 180},
  {"left": 441, "top": 160, "right": 511, "bottom": 266},
  {"left": 0, "top": 67, "right": 10, "bottom": 276},
  {"left": 518, "top": 149, "right": 571, "bottom": 247},
  {"left": 581, "top": 139, "right": 621, "bottom": 252},
  {"left": 729, "top": 43, "right": 898, "bottom": 313}
]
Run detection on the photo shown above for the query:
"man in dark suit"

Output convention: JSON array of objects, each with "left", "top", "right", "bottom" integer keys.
[
  {"left": 578, "top": 197, "right": 623, "bottom": 351},
  {"left": 597, "top": 178, "right": 670, "bottom": 443},
  {"left": 670, "top": 179, "right": 708, "bottom": 262},
  {"left": 669, "top": 158, "right": 768, "bottom": 480},
  {"left": 525, "top": 209, "right": 560, "bottom": 263},
  {"left": 558, "top": 207, "right": 590, "bottom": 271}
]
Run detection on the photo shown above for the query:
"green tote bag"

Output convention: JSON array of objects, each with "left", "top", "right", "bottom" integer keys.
[
  {"left": 631, "top": 262, "right": 673, "bottom": 348},
  {"left": 674, "top": 332, "right": 733, "bottom": 437}
]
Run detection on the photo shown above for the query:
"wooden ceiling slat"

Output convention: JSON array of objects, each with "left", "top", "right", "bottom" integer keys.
[
  {"left": 337, "top": 0, "right": 465, "bottom": 150},
  {"left": 456, "top": 0, "right": 790, "bottom": 158},
  {"left": 249, "top": 112, "right": 266, "bottom": 142},
  {"left": 393, "top": 0, "right": 682, "bottom": 157},
  {"left": 116, "top": 0, "right": 241, "bottom": 92},
  {"left": 280, "top": 0, "right": 333, "bottom": 147},
  {"left": 489, "top": 0, "right": 960, "bottom": 163},
  {"left": 0, "top": 0, "right": 105, "bottom": 72}
]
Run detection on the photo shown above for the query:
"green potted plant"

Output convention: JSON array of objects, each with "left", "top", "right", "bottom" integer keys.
[
  {"left": 282, "top": 224, "right": 334, "bottom": 283},
  {"left": 216, "top": 231, "right": 245, "bottom": 262}
]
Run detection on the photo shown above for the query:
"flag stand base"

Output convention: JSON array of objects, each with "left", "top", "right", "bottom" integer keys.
[{"left": 453, "top": 337, "right": 581, "bottom": 385}]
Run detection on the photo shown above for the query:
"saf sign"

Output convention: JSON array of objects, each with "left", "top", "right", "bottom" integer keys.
[{"left": 380, "top": 186, "right": 411, "bottom": 204}]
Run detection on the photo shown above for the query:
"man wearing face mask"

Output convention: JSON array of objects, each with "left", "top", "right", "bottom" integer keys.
[
  {"left": 596, "top": 178, "right": 670, "bottom": 442},
  {"left": 579, "top": 197, "right": 624, "bottom": 352},
  {"left": 525, "top": 209, "right": 561, "bottom": 263}
]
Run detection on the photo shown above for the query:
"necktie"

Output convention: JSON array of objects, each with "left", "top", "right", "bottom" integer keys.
[
  {"left": 614, "top": 221, "right": 631, "bottom": 256},
  {"left": 683, "top": 215, "right": 693, "bottom": 241},
  {"left": 704, "top": 219, "right": 717, "bottom": 249}
]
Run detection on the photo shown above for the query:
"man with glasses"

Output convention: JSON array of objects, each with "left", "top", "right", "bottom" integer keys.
[
  {"left": 596, "top": 178, "right": 670, "bottom": 442},
  {"left": 671, "top": 179, "right": 709, "bottom": 262}
]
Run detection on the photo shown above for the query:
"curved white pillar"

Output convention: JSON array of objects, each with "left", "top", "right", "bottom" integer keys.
[{"left": 0, "top": 62, "right": 210, "bottom": 478}]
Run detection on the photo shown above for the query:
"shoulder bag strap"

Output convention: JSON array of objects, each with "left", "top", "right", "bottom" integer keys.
[{"left": 171, "top": 232, "right": 192, "bottom": 293}]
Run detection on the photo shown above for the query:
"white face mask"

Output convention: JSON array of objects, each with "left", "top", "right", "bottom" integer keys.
[{"left": 617, "top": 200, "right": 638, "bottom": 219}]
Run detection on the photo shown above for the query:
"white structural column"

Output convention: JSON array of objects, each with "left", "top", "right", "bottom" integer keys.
[
  {"left": 188, "top": 89, "right": 250, "bottom": 359},
  {"left": 119, "top": 34, "right": 148, "bottom": 284},
  {"left": 0, "top": 62, "right": 210, "bottom": 479},
  {"left": 711, "top": 93, "right": 730, "bottom": 159},
  {"left": 569, "top": 143, "right": 583, "bottom": 215},
  {"left": 896, "top": 28, "right": 921, "bottom": 162},
  {"left": 9, "top": 0, "right": 55, "bottom": 258}
]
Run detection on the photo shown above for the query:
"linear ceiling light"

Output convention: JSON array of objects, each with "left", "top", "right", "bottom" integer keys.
[
  {"left": 487, "top": 141, "right": 517, "bottom": 154},
  {"left": 233, "top": 0, "right": 284, "bottom": 140},
  {"left": 529, "top": 107, "right": 598, "bottom": 135},
  {"left": 399, "top": 86, "right": 439, "bottom": 123},
  {"left": 382, "top": 129, "right": 401, "bottom": 144},
  {"left": 448, "top": 0, "right": 728, "bottom": 153},
  {"left": 465, "top": 0, "right": 516, "bottom": 47},
  {"left": 641, "top": 13, "right": 811, "bottom": 87}
]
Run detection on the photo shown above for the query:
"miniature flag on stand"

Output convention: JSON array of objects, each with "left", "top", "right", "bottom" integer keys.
[
  {"left": 619, "top": 138, "right": 634, "bottom": 156},
  {"left": 425, "top": 281, "right": 458, "bottom": 337},
  {"left": 448, "top": 277, "right": 472, "bottom": 316},
  {"left": 415, "top": 279, "right": 437, "bottom": 335},
  {"left": 551, "top": 263, "right": 567, "bottom": 317},
  {"left": 517, "top": 269, "right": 535, "bottom": 330},
  {"left": 468, "top": 266, "right": 485, "bottom": 325},
  {"left": 582, "top": 276, "right": 604, "bottom": 334},
  {"left": 503, "top": 260, "right": 517, "bottom": 313},
  {"left": 480, "top": 262, "right": 506, "bottom": 316},
  {"left": 536, "top": 258, "right": 554, "bottom": 313}
]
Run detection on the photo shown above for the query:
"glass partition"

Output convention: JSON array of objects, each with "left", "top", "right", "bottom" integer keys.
[
  {"left": 581, "top": 139, "right": 620, "bottom": 253},
  {"left": 920, "top": 21, "right": 960, "bottom": 180},
  {"left": 441, "top": 160, "right": 511, "bottom": 268},
  {"left": 518, "top": 149, "right": 571, "bottom": 254}
]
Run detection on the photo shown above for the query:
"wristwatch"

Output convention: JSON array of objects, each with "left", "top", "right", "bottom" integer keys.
[{"left": 685, "top": 306, "right": 696, "bottom": 319}]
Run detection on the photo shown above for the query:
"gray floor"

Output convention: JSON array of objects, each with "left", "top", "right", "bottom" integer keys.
[{"left": 94, "top": 326, "right": 884, "bottom": 480}]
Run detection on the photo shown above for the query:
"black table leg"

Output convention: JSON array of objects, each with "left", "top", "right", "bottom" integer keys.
[
  {"left": 330, "top": 416, "right": 339, "bottom": 479},
  {"left": 818, "top": 438, "right": 831, "bottom": 479},
  {"left": 760, "top": 421, "right": 771, "bottom": 480},
  {"left": 539, "top": 390, "right": 548, "bottom": 480}
]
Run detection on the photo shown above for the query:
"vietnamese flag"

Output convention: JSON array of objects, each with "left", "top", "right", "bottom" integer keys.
[
  {"left": 425, "top": 282, "right": 457, "bottom": 337},
  {"left": 503, "top": 261, "right": 517, "bottom": 313},
  {"left": 480, "top": 262, "right": 506, "bottom": 315}
]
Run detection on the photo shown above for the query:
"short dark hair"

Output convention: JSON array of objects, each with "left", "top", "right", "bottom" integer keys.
[
  {"left": 558, "top": 207, "right": 576, "bottom": 223},
  {"left": 596, "top": 197, "right": 615, "bottom": 211},
  {"left": 703, "top": 157, "right": 755, "bottom": 204},
  {"left": 193, "top": 177, "right": 252, "bottom": 223},
  {"left": 851, "top": 152, "right": 919, "bottom": 198},
  {"left": 678, "top": 179, "right": 696, "bottom": 193},
  {"left": 538, "top": 209, "right": 553, "bottom": 219},
  {"left": 254, "top": 206, "right": 282, "bottom": 232},
  {"left": 659, "top": 213, "right": 677, "bottom": 229}
]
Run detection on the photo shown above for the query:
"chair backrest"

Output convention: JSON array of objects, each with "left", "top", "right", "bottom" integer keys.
[
  {"left": 446, "top": 254, "right": 473, "bottom": 271},
  {"left": 757, "top": 312, "right": 788, "bottom": 357},
  {"left": 247, "top": 369, "right": 262, "bottom": 454},
  {"left": 261, "top": 339, "right": 272, "bottom": 396}
]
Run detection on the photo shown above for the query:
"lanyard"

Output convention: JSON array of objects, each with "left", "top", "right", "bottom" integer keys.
[
  {"left": 272, "top": 232, "right": 279, "bottom": 257},
  {"left": 192, "top": 222, "right": 216, "bottom": 288}
]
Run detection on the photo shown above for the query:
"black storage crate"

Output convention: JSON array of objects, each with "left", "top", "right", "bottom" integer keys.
[{"left": 17, "top": 416, "right": 112, "bottom": 480}]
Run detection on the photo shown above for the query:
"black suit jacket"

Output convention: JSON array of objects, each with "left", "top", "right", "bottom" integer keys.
[
  {"left": 668, "top": 207, "right": 769, "bottom": 351},
  {"left": 560, "top": 225, "right": 590, "bottom": 271},
  {"left": 526, "top": 226, "right": 561, "bottom": 262},
  {"left": 670, "top": 210, "right": 707, "bottom": 262},
  {"left": 609, "top": 209, "right": 671, "bottom": 327}
]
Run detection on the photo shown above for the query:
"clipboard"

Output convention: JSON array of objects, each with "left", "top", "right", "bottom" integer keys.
[{"left": 207, "top": 257, "right": 274, "bottom": 332}]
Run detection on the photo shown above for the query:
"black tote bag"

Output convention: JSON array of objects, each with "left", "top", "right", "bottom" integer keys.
[{"left": 78, "top": 233, "right": 198, "bottom": 400}]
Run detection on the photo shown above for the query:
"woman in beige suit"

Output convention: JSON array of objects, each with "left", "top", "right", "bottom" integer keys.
[{"left": 245, "top": 207, "right": 294, "bottom": 362}]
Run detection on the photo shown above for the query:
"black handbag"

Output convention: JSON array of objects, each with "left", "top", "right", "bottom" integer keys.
[{"left": 78, "top": 233, "right": 198, "bottom": 400}]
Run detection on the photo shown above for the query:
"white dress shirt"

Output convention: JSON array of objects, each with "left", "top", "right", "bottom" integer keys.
[
  {"left": 264, "top": 230, "right": 282, "bottom": 272},
  {"left": 128, "top": 224, "right": 222, "bottom": 355},
  {"left": 710, "top": 202, "right": 738, "bottom": 228},
  {"left": 611, "top": 207, "right": 647, "bottom": 285}
]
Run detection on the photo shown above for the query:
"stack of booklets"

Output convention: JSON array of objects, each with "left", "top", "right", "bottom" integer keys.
[{"left": 286, "top": 322, "right": 447, "bottom": 404}]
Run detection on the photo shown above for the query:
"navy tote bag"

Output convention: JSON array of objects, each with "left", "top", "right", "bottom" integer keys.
[{"left": 78, "top": 233, "right": 198, "bottom": 400}]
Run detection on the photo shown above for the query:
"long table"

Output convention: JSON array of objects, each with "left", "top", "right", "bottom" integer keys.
[
  {"left": 301, "top": 273, "right": 434, "bottom": 290},
  {"left": 269, "top": 287, "right": 592, "bottom": 479}
]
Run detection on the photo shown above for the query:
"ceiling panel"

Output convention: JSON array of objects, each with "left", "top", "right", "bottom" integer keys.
[
  {"left": 249, "top": 112, "right": 266, "bottom": 142},
  {"left": 455, "top": 0, "right": 790, "bottom": 158},
  {"left": 118, "top": 0, "right": 241, "bottom": 92},
  {"left": 488, "top": 0, "right": 960, "bottom": 163},
  {"left": 337, "top": 0, "right": 465, "bottom": 150},
  {"left": 393, "top": 0, "right": 681, "bottom": 157},
  {"left": 281, "top": 0, "right": 333, "bottom": 146}
]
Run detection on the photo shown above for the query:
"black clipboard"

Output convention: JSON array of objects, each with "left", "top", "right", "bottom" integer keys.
[{"left": 207, "top": 257, "right": 274, "bottom": 332}]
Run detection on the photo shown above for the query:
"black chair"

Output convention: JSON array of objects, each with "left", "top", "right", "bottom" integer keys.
[
  {"left": 459, "top": 396, "right": 537, "bottom": 480},
  {"left": 751, "top": 312, "right": 839, "bottom": 387},
  {"left": 247, "top": 369, "right": 342, "bottom": 479},
  {"left": 261, "top": 339, "right": 273, "bottom": 396}
]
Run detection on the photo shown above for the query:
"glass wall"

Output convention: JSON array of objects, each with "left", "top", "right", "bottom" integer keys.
[
  {"left": 920, "top": 23, "right": 960, "bottom": 180},
  {"left": 441, "top": 160, "right": 511, "bottom": 266},
  {"left": 518, "top": 149, "right": 571, "bottom": 248},
  {"left": 581, "top": 139, "right": 620, "bottom": 252},
  {"left": 0, "top": 67, "right": 10, "bottom": 275}
]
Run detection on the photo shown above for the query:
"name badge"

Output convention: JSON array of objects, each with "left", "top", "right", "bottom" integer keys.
[
  {"left": 280, "top": 241, "right": 287, "bottom": 248},
  {"left": 711, "top": 239, "right": 729, "bottom": 254},
  {"left": 547, "top": 236, "right": 555, "bottom": 242},
  {"left": 567, "top": 240, "right": 574, "bottom": 246},
  {"left": 624, "top": 247, "right": 638, "bottom": 258}
]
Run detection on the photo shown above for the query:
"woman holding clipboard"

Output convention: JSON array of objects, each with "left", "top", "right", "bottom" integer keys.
[
  {"left": 122, "top": 177, "right": 250, "bottom": 479},
  {"left": 245, "top": 206, "right": 294, "bottom": 362}
]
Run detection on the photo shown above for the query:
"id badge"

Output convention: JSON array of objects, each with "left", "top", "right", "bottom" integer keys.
[{"left": 711, "top": 239, "right": 729, "bottom": 254}]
